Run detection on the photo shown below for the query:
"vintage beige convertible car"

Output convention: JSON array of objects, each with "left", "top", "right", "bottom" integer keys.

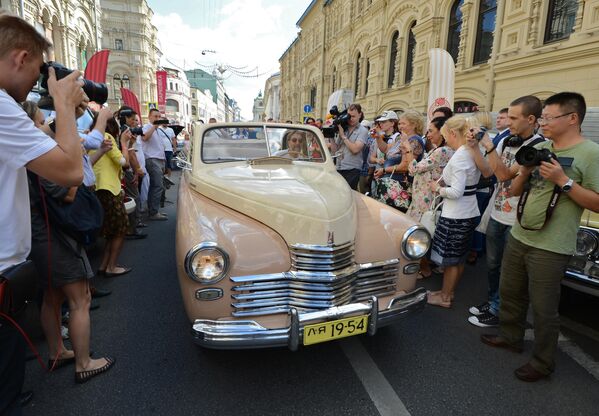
[
  {"left": 175, "top": 123, "right": 430, "bottom": 349},
  {"left": 565, "top": 210, "right": 599, "bottom": 297}
]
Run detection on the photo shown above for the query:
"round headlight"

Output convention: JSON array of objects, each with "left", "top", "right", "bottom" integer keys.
[
  {"left": 575, "top": 229, "right": 597, "bottom": 257},
  {"left": 401, "top": 226, "right": 431, "bottom": 260},
  {"left": 184, "top": 242, "right": 230, "bottom": 284}
]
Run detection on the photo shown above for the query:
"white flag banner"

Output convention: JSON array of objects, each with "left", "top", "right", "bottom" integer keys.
[
  {"left": 327, "top": 89, "right": 354, "bottom": 113},
  {"left": 427, "top": 48, "right": 455, "bottom": 123}
]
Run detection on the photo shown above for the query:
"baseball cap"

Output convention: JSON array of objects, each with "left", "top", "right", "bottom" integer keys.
[
  {"left": 376, "top": 110, "right": 398, "bottom": 121},
  {"left": 360, "top": 119, "right": 373, "bottom": 129}
]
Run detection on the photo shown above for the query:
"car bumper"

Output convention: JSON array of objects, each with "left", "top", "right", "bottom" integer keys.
[
  {"left": 564, "top": 268, "right": 599, "bottom": 297},
  {"left": 191, "top": 287, "right": 427, "bottom": 350}
]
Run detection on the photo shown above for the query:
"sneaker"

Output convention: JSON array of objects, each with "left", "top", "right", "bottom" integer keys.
[
  {"left": 469, "top": 301, "right": 491, "bottom": 316},
  {"left": 468, "top": 311, "right": 499, "bottom": 328},
  {"left": 148, "top": 213, "right": 168, "bottom": 221},
  {"left": 61, "top": 325, "right": 69, "bottom": 340}
]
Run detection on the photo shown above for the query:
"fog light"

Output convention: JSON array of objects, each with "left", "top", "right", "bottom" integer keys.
[
  {"left": 403, "top": 263, "right": 420, "bottom": 275},
  {"left": 195, "top": 288, "right": 223, "bottom": 301}
]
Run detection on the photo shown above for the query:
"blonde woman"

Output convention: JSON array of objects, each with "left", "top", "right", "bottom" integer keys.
[{"left": 427, "top": 116, "right": 482, "bottom": 308}]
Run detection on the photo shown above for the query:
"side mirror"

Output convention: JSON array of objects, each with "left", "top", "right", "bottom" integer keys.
[{"left": 174, "top": 157, "right": 192, "bottom": 171}]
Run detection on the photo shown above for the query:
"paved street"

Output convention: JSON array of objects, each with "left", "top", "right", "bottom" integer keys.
[{"left": 23, "top": 173, "right": 599, "bottom": 416}]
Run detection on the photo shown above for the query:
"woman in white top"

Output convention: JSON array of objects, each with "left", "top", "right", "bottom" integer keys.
[{"left": 427, "top": 116, "right": 482, "bottom": 308}]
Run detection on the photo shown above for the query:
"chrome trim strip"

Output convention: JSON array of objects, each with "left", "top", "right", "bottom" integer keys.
[
  {"left": 290, "top": 241, "right": 354, "bottom": 252},
  {"left": 191, "top": 288, "right": 427, "bottom": 349},
  {"left": 184, "top": 242, "right": 230, "bottom": 284},
  {"left": 564, "top": 269, "right": 599, "bottom": 287}
]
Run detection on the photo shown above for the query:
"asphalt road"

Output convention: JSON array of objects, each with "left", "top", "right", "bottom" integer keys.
[{"left": 23, "top": 172, "right": 599, "bottom": 416}]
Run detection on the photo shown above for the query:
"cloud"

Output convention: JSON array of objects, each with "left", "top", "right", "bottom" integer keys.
[{"left": 152, "top": 0, "right": 305, "bottom": 120}]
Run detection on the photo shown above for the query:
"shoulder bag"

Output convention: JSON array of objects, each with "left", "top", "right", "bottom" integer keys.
[{"left": 421, "top": 195, "right": 443, "bottom": 236}]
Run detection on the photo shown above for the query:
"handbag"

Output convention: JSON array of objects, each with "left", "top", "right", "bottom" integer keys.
[
  {"left": 476, "top": 185, "right": 497, "bottom": 234},
  {"left": 375, "top": 165, "right": 412, "bottom": 213},
  {"left": 421, "top": 196, "right": 443, "bottom": 236},
  {"left": 0, "top": 260, "right": 38, "bottom": 316}
]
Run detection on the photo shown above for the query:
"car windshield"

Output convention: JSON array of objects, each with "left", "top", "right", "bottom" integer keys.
[{"left": 201, "top": 126, "right": 326, "bottom": 163}]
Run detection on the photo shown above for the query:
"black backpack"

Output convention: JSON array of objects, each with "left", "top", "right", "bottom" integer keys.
[{"left": 29, "top": 173, "right": 104, "bottom": 245}]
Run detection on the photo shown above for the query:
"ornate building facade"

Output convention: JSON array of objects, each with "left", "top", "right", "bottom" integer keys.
[
  {"left": 263, "top": 72, "right": 281, "bottom": 121},
  {"left": 164, "top": 66, "right": 191, "bottom": 129},
  {"left": 280, "top": 0, "right": 599, "bottom": 122},
  {"left": 1, "top": 0, "right": 101, "bottom": 70},
  {"left": 100, "top": 0, "right": 161, "bottom": 118}
]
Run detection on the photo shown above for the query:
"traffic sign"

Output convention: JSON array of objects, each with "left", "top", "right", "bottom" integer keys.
[{"left": 303, "top": 104, "right": 312, "bottom": 113}]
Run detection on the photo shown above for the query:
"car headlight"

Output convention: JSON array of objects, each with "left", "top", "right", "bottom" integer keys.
[
  {"left": 401, "top": 225, "right": 431, "bottom": 260},
  {"left": 575, "top": 228, "right": 598, "bottom": 257},
  {"left": 184, "top": 242, "right": 230, "bottom": 284}
]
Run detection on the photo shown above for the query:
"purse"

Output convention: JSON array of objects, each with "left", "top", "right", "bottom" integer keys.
[
  {"left": 421, "top": 196, "right": 443, "bottom": 236},
  {"left": 0, "top": 260, "right": 38, "bottom": 316},
  {"left": 375, "top": 165, "right": 412, "bottom": 213}
]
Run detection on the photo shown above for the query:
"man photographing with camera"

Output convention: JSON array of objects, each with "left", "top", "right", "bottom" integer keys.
[
  {"left": 480, "top": 92, "right": 599, "bottom": 382},
  {"left": 142, "top": 108, "right": 168, "bottom": 220},
  {"left": 335, "top": 103, "right": 369, "bottom": 190},
  {"left": 0, "top": 13, "right": 87, "bottom": 414}
]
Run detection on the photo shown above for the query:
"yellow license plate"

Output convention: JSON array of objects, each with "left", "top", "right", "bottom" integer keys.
[{"left": 303, "top": 315, "right": 368, "bottom": 346}]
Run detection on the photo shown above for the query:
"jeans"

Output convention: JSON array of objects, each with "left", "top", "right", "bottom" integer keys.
[
  {"left": 499, "top": 234, "right": 570, "bottom": 375},
  {"left": 145, "top": 158, "right": 165, "bottom": 216},
  {"left": 485, "top": 217, "right": 511, "bottom": 316}
]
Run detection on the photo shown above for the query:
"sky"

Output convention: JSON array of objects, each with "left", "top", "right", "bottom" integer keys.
[{"left": 149, "top": 0, "right": 313, "bottom": 120}]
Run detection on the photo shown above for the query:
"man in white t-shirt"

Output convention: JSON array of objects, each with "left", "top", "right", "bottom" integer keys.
[
  {"left": 467, "top": 95, "right": 545, "bottom": 328},
  {"left": 0, "top": 14, "right": 87, "bottom": 414},
  {"left": 141, "top": 109, "right": 167, "bottom": 220}
]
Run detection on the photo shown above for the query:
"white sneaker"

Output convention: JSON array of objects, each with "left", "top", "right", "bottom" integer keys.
[{"left": 469, "top": 301, "right": 491, "bottom": 316}]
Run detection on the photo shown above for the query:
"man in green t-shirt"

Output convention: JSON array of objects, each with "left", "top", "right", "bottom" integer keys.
[{"left": 480, "top": 92, "right": 599, "bottom": 382}]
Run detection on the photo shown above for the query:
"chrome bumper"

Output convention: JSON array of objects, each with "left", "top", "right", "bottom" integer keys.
[{"left": 191, "top": 287, "right": 427, "bottom": 350}]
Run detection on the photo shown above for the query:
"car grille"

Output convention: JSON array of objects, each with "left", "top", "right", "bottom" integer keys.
[{"left": 230, "top": 242, "right": 399, "bottom": 317}]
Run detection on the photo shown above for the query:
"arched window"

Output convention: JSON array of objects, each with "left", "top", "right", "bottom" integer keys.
[
  {"left": 166, "top": 99, "right": 179, "bottom": 112},
  {"left": 447, "top": 0, "right": 464, "bottom": 63},
  {"left": 544, "top": 0, "right": 578, "bottom": 43},
  {"left": 121, "top": 74, "right": 130, "bottom": 90},
  {"left": 364, "top": 59, "right": 371, "bottom": 96},
  {"left": 354, "top": 53, "right": 361, "bottom": 96},
  {"left": 192, "top": 105, "right": 197, "bottom": 116},
  {"left": 113, "top": 74, "right": 121, "bottom": 98},
  {"left": 454, "top": 101, "right": 479, "bottom": 113},
  {"left": 331, "top": 66, "right": 337, "bottom": 92},
  {"left": 474, "top": 0, "right": 497, "bottom": 64},
  {"left": 405, "top": 22, "right": 416, "bottom": 84},
  {"left": 388, "top": 31, "right": 399, "bottom": 88}
]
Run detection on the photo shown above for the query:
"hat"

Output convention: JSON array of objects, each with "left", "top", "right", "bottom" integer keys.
[
  {"left": 360, "top": 119, "right": 373, "bottom": 129},
  {"left": 376, "top": 110, "right": 398, "bottom": 121}
]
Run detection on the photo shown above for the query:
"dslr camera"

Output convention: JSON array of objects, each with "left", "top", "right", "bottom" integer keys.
[
  {"left": 118, "top": 109, "right": 144, "bottom": 136},
  {"left": 38, "top": 62, "right": 108, "bottom": 109},
  {"left": 515, "top": 145, "right": 556, "bottom": 167},
  {"left": 322, "top": 105, "right": 351, "bottom": 138},
  {"left": 474, "top": 126, "right": 487, "bottom": 141}
]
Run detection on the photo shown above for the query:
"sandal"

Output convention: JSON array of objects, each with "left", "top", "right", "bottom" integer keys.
[
  {"left": 75, "top": 357, "right": 115, "bottom": 384},
  {"left": 48, "top": 354, "right": 75, "bottom": 370},
  {"left": 417, "top": 271, "right": 432, "bottom": 279},
  {"left": 427, "top": 292, "right": 452, "bottom": 308},
  {"left": 104, "top": 267, "right": 132, "bottom": 278}
]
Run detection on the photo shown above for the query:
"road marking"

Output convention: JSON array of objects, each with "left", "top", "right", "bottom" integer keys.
[
  {"left": 523, "top": 329, "right": 599, "bottom": 381},
  {"left": 341, "top": 338, "right": 411, "bottom": 416}
]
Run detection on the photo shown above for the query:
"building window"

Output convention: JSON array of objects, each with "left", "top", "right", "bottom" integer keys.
[
  {"left": 354, "top": 53, "right": 361, "bottom": 96},
  {"left": 169, "top": 82, "right": 173, "bottom": 91},
  {"left": 447, "top": 0, "right": 464, "bottom": 63},
  {"left": 309, "top": 86, "right": 317, "bottom": 109},
  {"left": 454, "top": 100, "right": 479, "bottom": 113},
  {"left": 473, "top": 0, "right": 497, "bottom": 65},
  {"left": 115, "top": 39, "right": 123, "bottom": 50},
  {"left": 192, "top": 92, "right": 196, "bottom": 99},
  {"left": 364, "top": 59, "right": 370, "bottom": 96},
  {"left": 544, "top": 0, "right": 578, "bottom": 43},
  {"left": 113, "top": 74, "right": 121, "bottom": 98},
  {"left": 405, "top": 22, "right": 416, "bottom": 84},
  {"left": 192, "top": 105, "right": 197, "bottom": 116},
  {"left": 121, "top": 74, "right": 130, "bottom": 90},
  {"left": 166, "top": 99, "right": 179, "bottom": 112},
  {"left": 388, "top": 31, "right": 399, "bottom": 88}
]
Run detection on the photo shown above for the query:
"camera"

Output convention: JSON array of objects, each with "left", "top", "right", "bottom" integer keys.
[
  {"left": 515, "top": 145, "right": 556, "bottom": 167},
  {"left": 118, "top": 109, "right": 143, "bottom": 136},
  {"left": 38, "top": 62, "right": 108, "bottom": 109},
  {"left": 322, "top": 105, "right": 351, "bottom": 138},
  {"left": 474, "top": 126, "right": 487, "bottom": 141},
  {"left": 153, "top": 119, "right": 170, "bottom": 126}
]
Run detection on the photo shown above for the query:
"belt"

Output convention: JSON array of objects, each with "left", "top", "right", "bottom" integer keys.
[{"left": 463, "top": 185, "right": 477, "bottom": 196}]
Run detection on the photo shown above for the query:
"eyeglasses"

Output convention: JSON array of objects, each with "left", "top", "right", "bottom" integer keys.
[{"left": 538, "top": 112, "right": 574, "bottom": 124}]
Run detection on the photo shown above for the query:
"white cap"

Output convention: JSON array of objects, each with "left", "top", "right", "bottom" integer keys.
[{"left": 376, "top": 110, "right": 399, "bottom": 122}]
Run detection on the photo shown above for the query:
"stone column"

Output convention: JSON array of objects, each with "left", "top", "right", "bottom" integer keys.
[{"left": 457, "top": 0, "right": 474, "bottom": 70}]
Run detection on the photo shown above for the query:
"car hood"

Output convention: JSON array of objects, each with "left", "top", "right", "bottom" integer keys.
[{"left": 190, "top": 163, "right": 356, "bottom": 246}]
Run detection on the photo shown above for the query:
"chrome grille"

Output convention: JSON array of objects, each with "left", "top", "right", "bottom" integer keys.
[{"left": 230, "top": 243, "right": 399, "bottom": 317}]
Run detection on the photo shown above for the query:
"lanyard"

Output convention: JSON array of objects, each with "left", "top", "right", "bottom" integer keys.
[{"left": 516, "top": 179, "right": 562, "bottom": 231}]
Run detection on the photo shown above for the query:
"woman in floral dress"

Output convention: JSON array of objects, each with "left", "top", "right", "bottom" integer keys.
[{"left": 402, "top": 116, "right": 454, "bottom": 277}]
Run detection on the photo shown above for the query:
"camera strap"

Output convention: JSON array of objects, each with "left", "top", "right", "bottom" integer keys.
[{"left": 516, "top": 179, "right": 562, "bottom": 231}]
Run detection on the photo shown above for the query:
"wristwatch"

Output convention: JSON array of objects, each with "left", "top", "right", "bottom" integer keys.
[{"left": 561, "top": 178, "right": 574, "bottom": 193}]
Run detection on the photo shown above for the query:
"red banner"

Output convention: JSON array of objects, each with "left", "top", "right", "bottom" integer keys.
[
  {"left": 84, "top": 50, "right": 110, "bottom": 84},
  {"left": 120, "top": 87, "right": 141, "bottom": 117},
  {"left": 156, "top": 70, "right": 167, "bottom": 115}
]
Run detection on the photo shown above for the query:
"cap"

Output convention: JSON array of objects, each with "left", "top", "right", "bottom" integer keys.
[
  {"left": 360, "top": 119, "right": 373, "bottom": 129},
  {"left": 376, "top": 110, "right": 398, "bottom": 122}
]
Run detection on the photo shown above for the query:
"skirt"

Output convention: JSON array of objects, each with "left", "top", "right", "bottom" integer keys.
[
  {"left": 430, "top": 216, "right": 478, "bottom": 266},
  {"left": 96, "top": 189, "right": 129, "bottom": 239}
]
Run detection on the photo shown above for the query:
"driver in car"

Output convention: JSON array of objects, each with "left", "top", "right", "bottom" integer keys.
[{"left": 275, "top": 130, "right": 307, "bottom": 159}]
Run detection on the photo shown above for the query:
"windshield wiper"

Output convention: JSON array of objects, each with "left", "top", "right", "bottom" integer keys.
[
  {"left": 204, "top": 157, "right": 247, "bottom": 162},
  {"left": 249, "top": 156, "right": 293, "bottom": 165}
]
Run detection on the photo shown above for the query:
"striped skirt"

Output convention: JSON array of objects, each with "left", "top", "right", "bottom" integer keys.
[{"left": 430, "top": 216, "right": 478, "bottom": 266}]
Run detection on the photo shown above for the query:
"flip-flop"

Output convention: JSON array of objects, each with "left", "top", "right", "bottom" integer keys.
[
  {"left": 104, "top": 267, "right": 132, "bottom": 278},
  {"left": 75, "top": 356, "right": 115, "bottom": 384}
]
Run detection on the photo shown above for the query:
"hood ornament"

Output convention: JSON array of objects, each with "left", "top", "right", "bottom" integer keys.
[{"left": 327, "top": 231, "right": 334, "bottom": 246}]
